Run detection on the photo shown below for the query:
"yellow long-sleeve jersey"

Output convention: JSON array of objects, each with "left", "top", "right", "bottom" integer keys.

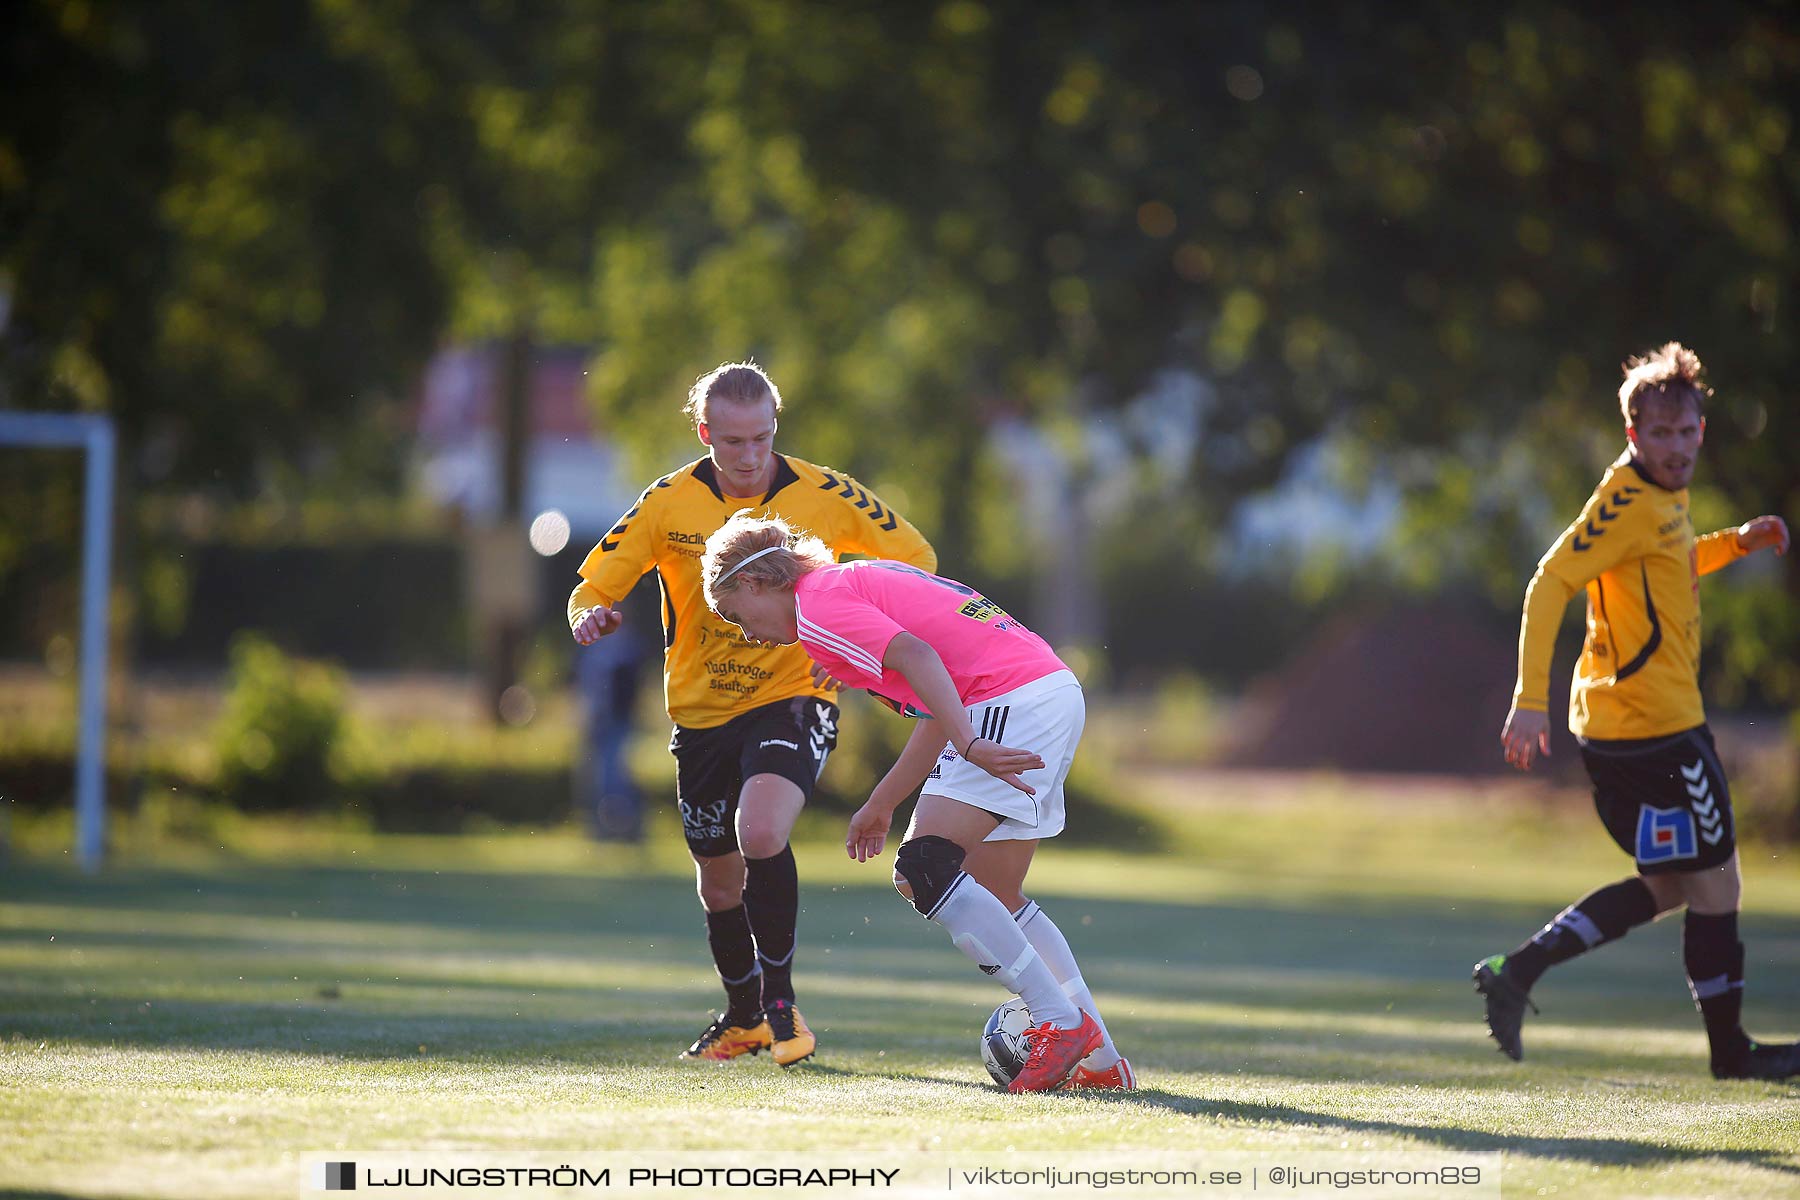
[
  {"left": 568, "top": 454, "right": 936, "bottom": 729},
  {"left": 1513, "top": 454, "right": 1746, "bottom": 740}
]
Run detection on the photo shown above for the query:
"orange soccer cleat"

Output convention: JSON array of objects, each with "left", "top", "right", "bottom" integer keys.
[
  {"left": 679, "top": 1013, "right": 773, "bottom": 1062},
  {"left": 765, "top": 999, "right": 817, "bottom": 1067}
]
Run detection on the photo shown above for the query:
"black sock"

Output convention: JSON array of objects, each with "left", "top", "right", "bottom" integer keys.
[
  {"left": 744, "top": 845, "right": 799, "bottom": 1007},
  {"left": 1684, "top": 911, "right": 1751, "bottom": 1070},
  {"left": 704, "top": 904, "right": 763, "bottom": 1023},
  {"left": 1504, "top": 877, "right": 1659, "bottom": 991}
]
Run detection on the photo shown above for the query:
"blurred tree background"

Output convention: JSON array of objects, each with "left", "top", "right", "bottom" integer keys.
[{"left": 3, "top": 1, "right": 1796, "bottom": 729}]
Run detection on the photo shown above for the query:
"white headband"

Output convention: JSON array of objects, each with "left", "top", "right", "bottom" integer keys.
[{"left": 715, "top": 545, "right": 785, "bottom": 587}]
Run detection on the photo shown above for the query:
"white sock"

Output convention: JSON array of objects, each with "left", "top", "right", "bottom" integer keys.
[
  {"left": 1015, "top": 900, "right": 1121, "bottom": 1069},
  {"left": 929, "top": 875, "right": 1080, "bottom": 1028}
]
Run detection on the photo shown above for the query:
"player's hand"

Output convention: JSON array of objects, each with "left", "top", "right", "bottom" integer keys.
[
  {"left": 1500, "top": 706, "right": 1551, "bottom": 772},
  {"left": 571, "top": 606, "right": 622, "bottom": 644},
  {"left": 846, "top": 801, "right": 894, "bottom": 862},
  {"left": 964, "top": 738, "right": 1043, "bottom": 795},
  {"left": 1737, "top": 516, "right": 1790, "bottom": 557},
  {"left": 809, "top": 661, "right": 845, "bottom": 691}
]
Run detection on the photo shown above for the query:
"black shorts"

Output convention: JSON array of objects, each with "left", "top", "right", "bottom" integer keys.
[
  {"left": 1581, "top": 724, "right": 1734, "bottom": 874},
  {"left": 669, "top": 696, "right": 839, "bottom": 857}
]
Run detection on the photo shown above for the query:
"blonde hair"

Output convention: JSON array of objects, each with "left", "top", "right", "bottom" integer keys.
[
  {"left": 702, "top": 512, "right": 833, "bottom": 612},
  {"left": 1619, "top": 341, "right": 1710, "bottom": 426},
  {"left": 684, "top": 361, "right": 783, "bottom": 430}
]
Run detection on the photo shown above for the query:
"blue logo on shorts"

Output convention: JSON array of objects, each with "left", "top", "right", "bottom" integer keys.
[{"left": 1636, "top": 805, "right": 1697, "bottom": 864}]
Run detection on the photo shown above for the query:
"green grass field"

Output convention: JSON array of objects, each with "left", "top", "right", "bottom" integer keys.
[{"left": 4, "top": 773, "right": 1799, "bottom": 1198}]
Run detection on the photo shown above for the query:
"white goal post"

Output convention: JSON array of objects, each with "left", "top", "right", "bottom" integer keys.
[{"left": 1, "top": 411, "right": 114, "bottom": 872}]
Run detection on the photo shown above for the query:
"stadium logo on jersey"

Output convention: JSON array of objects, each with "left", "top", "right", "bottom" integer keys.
[{"left": 1636, "top": 805, "right": 1697, "bottom": 864}]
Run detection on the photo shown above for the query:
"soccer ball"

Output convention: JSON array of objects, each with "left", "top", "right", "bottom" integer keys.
[{"left": 980, "top": 997, "right": 1035, "bottom": 1086}]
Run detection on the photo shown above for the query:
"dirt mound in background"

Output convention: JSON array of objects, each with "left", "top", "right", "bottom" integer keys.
[{"left": 1219, "top": 603, "right": 1572, "bottom": 776}]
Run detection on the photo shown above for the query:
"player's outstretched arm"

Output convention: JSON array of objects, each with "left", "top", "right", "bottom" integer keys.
[
  {"left": 1699, "top": 516, "right": 1790, "bottom": 576},
  {"left": 1737, "top": 515, "right": 1790, "bottom": 556}
]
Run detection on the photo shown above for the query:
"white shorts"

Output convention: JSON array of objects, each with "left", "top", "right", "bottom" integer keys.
[{"left": 923, "top": 670, "right": 1085, "bottom": 843}]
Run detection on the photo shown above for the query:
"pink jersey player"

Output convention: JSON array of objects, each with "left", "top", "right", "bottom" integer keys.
[
  {"left": 793, "top": 559, "right": 1065, "bottom": 719},
  {"left": 700, "top": 513, "right": 1134, "bottom": 1093}
]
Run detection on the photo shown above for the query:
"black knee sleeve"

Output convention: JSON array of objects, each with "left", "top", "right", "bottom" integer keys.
[{"left": 894, "top": 835, "right": 966, "bottom": 916}]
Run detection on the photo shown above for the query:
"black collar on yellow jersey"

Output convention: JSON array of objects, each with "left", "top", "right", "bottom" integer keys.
[
  {"left": 1619, "top": 451, "right": 1677, "bottom": 493},
  {"left": 693, "top": 454, "right": 802, "bottom": 505}
]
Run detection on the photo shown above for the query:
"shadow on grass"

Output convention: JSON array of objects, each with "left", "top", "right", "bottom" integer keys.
[
  {"left": 14, "top": 860, "right": 1800, "bottom": 967},
  {"left": 5, "top": 857, "right": 1799, "bottom": 1089},
  {"left": 783, "top": 1060, "right": 1004, "bottom": 1095}
]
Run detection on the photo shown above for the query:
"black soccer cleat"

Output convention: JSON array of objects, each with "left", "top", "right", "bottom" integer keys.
[
  {"left": 1713, "top": 1040, "right": 1800, "bottom": 1081},
  {"left": 1472, "top": 954, "right": 1538, "bottom": 1062}
]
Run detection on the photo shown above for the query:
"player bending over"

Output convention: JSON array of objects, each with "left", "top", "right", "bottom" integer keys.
[
  {"left": 701, "top": 514, "right": 1132, "bottom": 1093},
  {"left": 1480, "top": 342, "right": 1795, "bottom": 1080}
]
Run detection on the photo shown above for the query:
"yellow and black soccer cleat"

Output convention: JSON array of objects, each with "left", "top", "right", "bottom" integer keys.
[
  {"left": 679, "top": 1014, "right": 773, "bottom": 1062},
  {"left": 764, "top": 999, "right": 816, "bottom": 1067}
]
